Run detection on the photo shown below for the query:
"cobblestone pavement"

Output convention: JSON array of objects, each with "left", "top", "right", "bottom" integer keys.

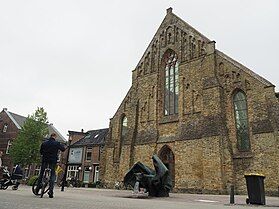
[{"left": 0, "top": 186, "right": 279, "bottom": 209}]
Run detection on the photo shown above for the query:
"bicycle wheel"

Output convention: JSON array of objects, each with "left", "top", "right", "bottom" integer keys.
[
  {"left": 44, "top": 181, "right": 50, "bottom": 194},
  {"left": 40, "top": 182, "right": 46, "bottom": 198},
  {"left": 40, "top": 181, "right": 46, "bottom": 198},
  {"left": 0, "top": 181, "right": 8, "bottom": 190},
  {"left": 32, "top": 178, "right": 41, "bottom": 196},
  {"left": 40, "top": 179, "right": 50, "bottom": 198}
]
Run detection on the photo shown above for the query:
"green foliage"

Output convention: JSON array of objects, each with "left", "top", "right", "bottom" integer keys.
[
  {"left": 10, "top": 107, "right": 49, "bottom": 167},
  {"left": 27, "top": 175, "right": 38, "bottom": 186}
]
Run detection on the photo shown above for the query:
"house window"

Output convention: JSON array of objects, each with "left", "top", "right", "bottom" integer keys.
[
  {"left": 3, "top": 124, "right": 8, "bottom": 133},
  {"left": 86, "top": 147, "right": 92, "bottom": 161},
  {"left": 83, "top": 167, "right": 90, "bottom": 183},
  {"left": 94, "top": 166, "right": 99, "bottom": 183},
  {"left": 6, "top": 140, "right": 12, "bottom": 154},
  {"left": 24, "top": 166, "right": 30, "bottom": 178},
  {"left": 163, "top": 50, "right": 179, "bottom": 116},
  {"left": 35, "top": 165, "right": 41, "bottom": 176},
  {"left": 67, "top": 165, "right": 79, "bottom": 179},
  {"left": 233, "top": 91, "right": 250, "bottom": 151}
]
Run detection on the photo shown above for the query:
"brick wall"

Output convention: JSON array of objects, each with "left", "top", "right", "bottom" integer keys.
[
  {"left": 0, "top": 110, "right": 20, "bottom": 171},
  {"left": 101, "top": 10, "right": 279, "bottom": 194}
]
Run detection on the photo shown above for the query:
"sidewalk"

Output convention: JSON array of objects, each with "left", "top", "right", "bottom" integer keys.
[{"left": 77, "top": 186, "right": 279, "bottom": 207}]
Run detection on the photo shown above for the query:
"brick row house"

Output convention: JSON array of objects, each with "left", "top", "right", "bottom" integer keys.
[
  {"left": 59, "top": 130, "right": 86, "bottom": 181},
  {"left": 0, "top": 108, "right": 66, "bottom": 178},
  {"left": 100, "top": 8, "right": 279, "bottom": 195},
  {"left": 66, "top": 128, "right": 108, "bottom": 185}
]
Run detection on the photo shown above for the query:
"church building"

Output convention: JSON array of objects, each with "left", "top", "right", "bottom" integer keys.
[{"left": 101, "top": 8, "right": 279, "bottom": 194}]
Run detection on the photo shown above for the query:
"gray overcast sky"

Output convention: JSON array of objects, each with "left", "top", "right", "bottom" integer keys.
[{"left": 1, "top": 0, "right": 278, "bottom": 138}]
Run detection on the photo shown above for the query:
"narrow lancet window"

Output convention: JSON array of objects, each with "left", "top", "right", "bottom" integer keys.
[
  {"left": 163, "top": 50, "right": 179, "bottom": 116},
  {"left": 233, "top": 91, "right": 250, "bottom": 151},
  {"left": 121, "top": 116, "right": 128, "bottom": 139}
]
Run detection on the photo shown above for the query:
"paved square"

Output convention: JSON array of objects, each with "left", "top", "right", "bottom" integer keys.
[{"left": 1, "top": 186, "right": 279, "bottom": 209}]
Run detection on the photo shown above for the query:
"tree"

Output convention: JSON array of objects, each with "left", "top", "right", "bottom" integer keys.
[{"left": 10, "top": 107, "right": 49, "bottom": 167}]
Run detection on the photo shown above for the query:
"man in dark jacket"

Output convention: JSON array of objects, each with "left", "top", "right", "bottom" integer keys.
[{"left": 36, "top": 133, "right": 66, "bottom": 198}]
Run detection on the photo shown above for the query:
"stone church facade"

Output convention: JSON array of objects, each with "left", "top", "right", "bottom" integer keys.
[{"left": 101, "top": 8, "right": 279, "bottom": 194}]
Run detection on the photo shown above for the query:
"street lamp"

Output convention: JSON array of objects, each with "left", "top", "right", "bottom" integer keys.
[{"left": 61, "top": 137, "right": 72, "bottom": 191}]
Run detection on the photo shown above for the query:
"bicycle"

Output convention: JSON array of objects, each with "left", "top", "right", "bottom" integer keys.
[
  {"left": 57, "top": 176, "right": 80, "bottom": 188},
  {"left": 0, "top": 166, "right": 23, "bottom": 190},
  {"left": 32, "top": 166, "right": 51, "bottom": 198},
  {"left": 114, "top": 180, "right": 130, "bottom": 190}
]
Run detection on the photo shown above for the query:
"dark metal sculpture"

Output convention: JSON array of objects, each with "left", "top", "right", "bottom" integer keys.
[{"left": 124, "top": 154, "right": 172, "bottom": 197}]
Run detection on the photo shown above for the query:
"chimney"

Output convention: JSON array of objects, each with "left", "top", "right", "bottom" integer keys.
[
  {"left": 3, "top": 108, "right": 7, "bottom": 111},
  {"left": 81, "top": 129, "right": 84, "bottom": 133}
]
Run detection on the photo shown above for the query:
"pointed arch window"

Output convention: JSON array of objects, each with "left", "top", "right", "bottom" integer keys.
[
  {"left": 121, "top": 116, "right": 128, "bottom": 141},
  {"left": 118, "top": 115, "right": 128, "bottom": 159},
  {"left": 233, "top": 91, "right": 250, "bottom": 151},
  {"left": 163, "top": 50, "right": 179, "bottom": 116}
]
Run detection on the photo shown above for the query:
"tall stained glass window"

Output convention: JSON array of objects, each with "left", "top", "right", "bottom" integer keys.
[
  {"left": 233, "top": 91, "right": 250, "bottom": 151},
  {"left": 163, "top": 50, "right": 179, "bottom": 115}
]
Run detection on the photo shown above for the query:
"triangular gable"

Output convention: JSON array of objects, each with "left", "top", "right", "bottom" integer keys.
[
  {"left": 134, "top": 8, "right": 212, "bottom": 77},
  {"left": 133, "top": 8, "right": 274, "bottom": 89},
  {"left": 4, "top": 109, "right": 21, "bottom": 129}
]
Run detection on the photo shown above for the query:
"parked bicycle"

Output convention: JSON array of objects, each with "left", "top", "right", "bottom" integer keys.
[
  {"left": 114, "top": 180, "right": 130, "bottom": 190},
  {"left": 57, "top": 176, "right": 80, "bottom": 188},
  {"left": 0, "top": 165, "right": 23, "bottom": 190}
]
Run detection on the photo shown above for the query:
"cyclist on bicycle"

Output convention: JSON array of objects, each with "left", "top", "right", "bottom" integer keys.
[{"left": 35, "top": 133, "right": 66, "bottom": 198}]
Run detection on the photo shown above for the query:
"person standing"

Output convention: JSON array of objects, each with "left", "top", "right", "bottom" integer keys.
[{"left": 36, "top": 133, "right": 65, "bottom": 198}]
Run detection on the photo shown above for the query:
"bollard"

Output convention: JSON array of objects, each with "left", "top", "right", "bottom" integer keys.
[{"left": 230, "top": 185, "right": 235, "bottom": 204}]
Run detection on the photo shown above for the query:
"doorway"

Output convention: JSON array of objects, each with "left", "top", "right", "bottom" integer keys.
[{"left": 158, "top": 145, "right": 175, "bottom": 187}]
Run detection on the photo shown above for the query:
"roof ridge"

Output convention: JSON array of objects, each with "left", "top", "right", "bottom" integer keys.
[
  {"left": 87, "top": 128, "right": 109, "bottom": 132},
  {"left": 216, "top": 50, "right": 274, "bottom": 87},
  {"left": 5, "top": 109, "right": 66, "bottom": 142},
  {"left": 8, "top": 111, "right": 27, "bottom": 119},
  {"left": 133, "top": 15, "right": 168, "bottom": 71},
  {"left": 71, "top": 128, "right": 108, "bottom": 146},
  {"left": 171, "top": 13, "right": 211, "bottom": 42},
  {"left": 5, "top": 110, "right": 22, "bottom": 129}
]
